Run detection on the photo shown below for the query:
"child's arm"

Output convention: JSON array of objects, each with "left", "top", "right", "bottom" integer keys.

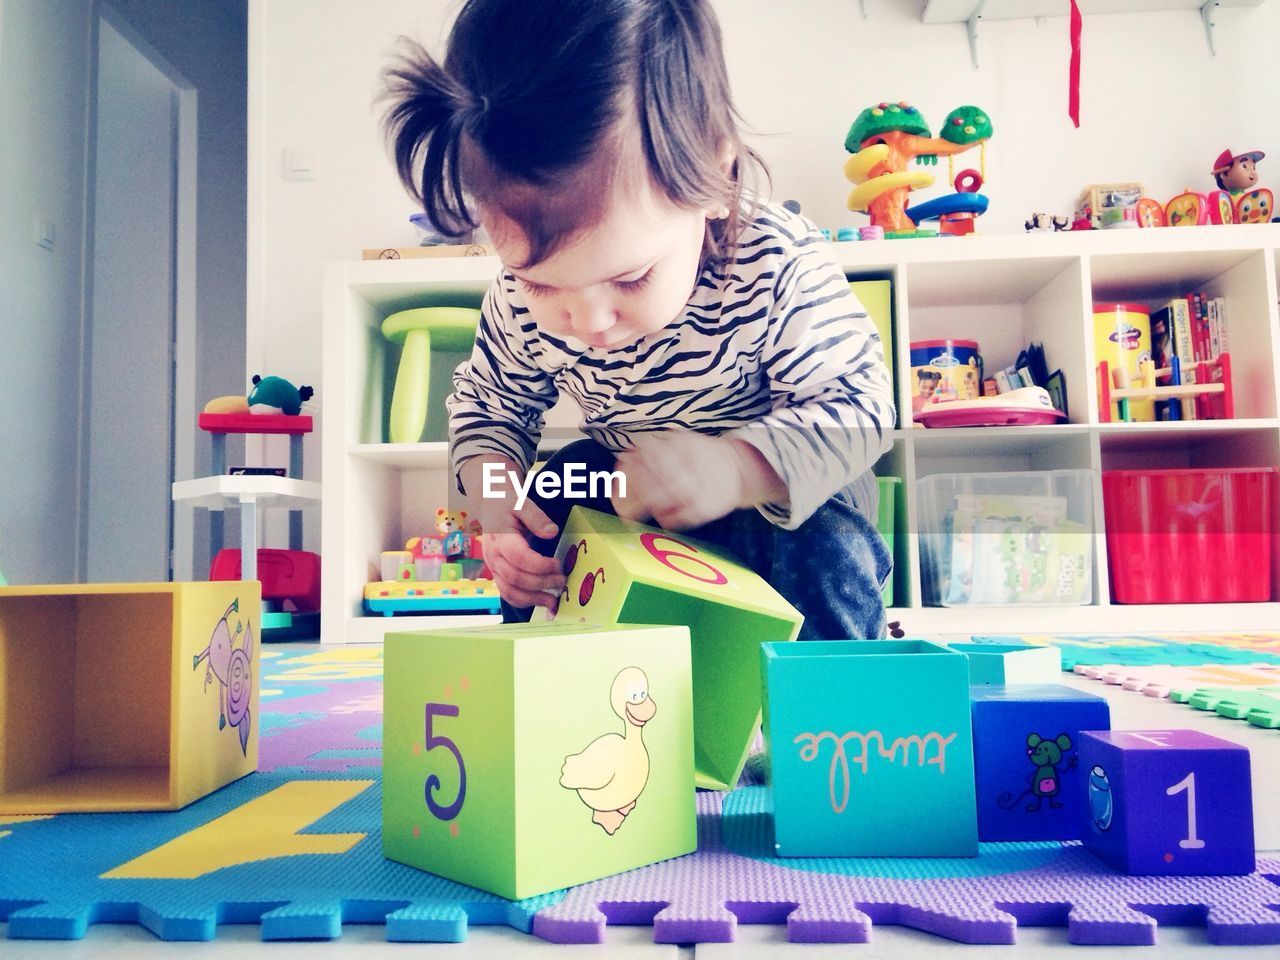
[
  {"left": 449, "top": 279, "right": 566, "bottom": 610},
  {"left": 448, "top": 277, "right": 561, "bottom": 491},
  {"left": 727, "top": 243, "right": 896, "bottom": 529},
  {"left": 458, "top": 455, "right": 566, "bottom": 611},
  {"left": 614, "top": 432, "right": 785, "bottom": 529}
]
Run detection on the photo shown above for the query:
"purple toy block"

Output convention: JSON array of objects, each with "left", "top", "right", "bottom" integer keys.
[{"left": 1079, "top": 729, "right": 1255, "bottom": 876}]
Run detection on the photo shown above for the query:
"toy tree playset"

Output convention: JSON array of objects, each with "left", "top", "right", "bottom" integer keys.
[{"left": 843, "top": 101, "right": 993, "bottom": 238}]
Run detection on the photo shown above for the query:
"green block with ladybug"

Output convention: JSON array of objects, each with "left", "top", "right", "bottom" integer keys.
[
  {"left": 383, "top": 621, "right": 696, "bottom": 901},
  {"left": 553, "top": 507, "right": 803, "bottom": 791}
]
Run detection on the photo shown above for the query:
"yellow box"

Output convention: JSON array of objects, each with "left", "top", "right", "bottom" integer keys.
[{"left": 0, "top": 580, "right": 261, "bottom": 813}]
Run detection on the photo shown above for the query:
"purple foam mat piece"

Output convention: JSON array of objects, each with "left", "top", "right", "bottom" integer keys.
[{"left": 532, "top": 790, "right": 1280, "bottom": 946}]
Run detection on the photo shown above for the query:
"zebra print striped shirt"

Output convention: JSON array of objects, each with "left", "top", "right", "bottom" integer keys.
[{"left": 448, "top": 200, "right": 896, "bottom": 529}]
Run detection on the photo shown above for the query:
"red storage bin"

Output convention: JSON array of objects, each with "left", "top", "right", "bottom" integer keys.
[{"left": 1102, "top": 468, "right": 1277, "bottom": 603}]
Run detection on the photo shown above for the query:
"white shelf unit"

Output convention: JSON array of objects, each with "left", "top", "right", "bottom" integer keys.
[{"left": 322, "top": 225, "right": 1280, "bottom": 644}]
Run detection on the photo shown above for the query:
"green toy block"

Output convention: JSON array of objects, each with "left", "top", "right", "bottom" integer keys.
[
  {"left": 383, "top": 621, "right": 696, "bottom": 901},
  {"left": 553, "top": 508, "right": 803, "bottom": 791}
]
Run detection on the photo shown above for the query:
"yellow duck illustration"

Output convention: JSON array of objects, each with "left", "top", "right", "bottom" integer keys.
[{"left": 560, "top": 667, "right": 656, "bottom": 835}]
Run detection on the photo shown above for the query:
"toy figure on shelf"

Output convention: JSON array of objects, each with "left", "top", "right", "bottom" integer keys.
[
  {"left": 365, "top": 508, "right": 498, "bottom": 615},
  {"left": 843, "top": 102, "right": 992, "bottom": 237},
  {"left": 1211, "top": 148, "right": 1274, "bottom": 224},
  {"left": 1025, "top": 213, "right": 1069, "bottom": 233},
  {"left": 203, "top": 375, "right": 315, "bottom": 416}
]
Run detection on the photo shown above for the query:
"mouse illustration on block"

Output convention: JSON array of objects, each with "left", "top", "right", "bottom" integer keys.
[{"left": 998, "top": 732, "right": 1075, "bottom": 812}]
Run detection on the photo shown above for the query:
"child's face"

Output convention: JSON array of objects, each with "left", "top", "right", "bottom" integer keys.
[{"left": 482, "top": 178, "right": 707, "bottom": 351}]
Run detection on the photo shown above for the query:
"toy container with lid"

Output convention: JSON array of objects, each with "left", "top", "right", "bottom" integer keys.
[
  {"left": 910, "top": 339, "right": 982, "bottom": 421},
  {"left": 917, "top": 470, "right": 1094, "bottom": 606},
  {"left": 1093, "top": 302, "right": 1153, "bottom": 422}
]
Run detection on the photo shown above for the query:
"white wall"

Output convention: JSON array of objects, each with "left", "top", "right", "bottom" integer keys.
[
  {"left": 0, "top": 0, "right": 92, "bottom": 584},
  {"left": 248, "top": 0, "right": 1280, "bottom": 548},
  {"left": 0, "top": 0, "right": 246, "bottom": 585}
]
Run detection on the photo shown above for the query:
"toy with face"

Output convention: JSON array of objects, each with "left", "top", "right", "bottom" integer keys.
[{"left": 1213, "top": 148, "right": 1264, "bottom": 194}]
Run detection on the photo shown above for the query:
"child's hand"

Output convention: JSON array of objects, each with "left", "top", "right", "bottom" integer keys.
[
  {"left": 460, "top": 458, "right": 566, "bottom": 613},
  {"left": 613, "top": 432, "right": 786, "bottom": 530}
]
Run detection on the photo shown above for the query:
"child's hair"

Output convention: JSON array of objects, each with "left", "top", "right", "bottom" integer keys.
[
  {"left": 917, "top": 370, "right": 942, "bottom": 383},
  {"left": 382, "top": 0, "right": 764, "bottom": 269}
]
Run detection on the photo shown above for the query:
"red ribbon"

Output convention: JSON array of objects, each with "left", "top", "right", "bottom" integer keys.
[{"left": 1069, "top": 0, "right": 1082, "bottom": 127}]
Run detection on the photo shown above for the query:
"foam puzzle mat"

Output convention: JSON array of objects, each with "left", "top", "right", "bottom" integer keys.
[
  {"left": 2, "top": 642, "right": 1278, "bottom": 946},
  {"left": 535, "top": 788, "right": 1280, "bottom": 946},
  {"left": 0, "top": 649, "right": 560, "bottom": 943}
]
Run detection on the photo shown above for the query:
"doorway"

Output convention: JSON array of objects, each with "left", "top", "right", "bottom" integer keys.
[{"left": 84, "top": 9, "right": 197, "bottom": 583}]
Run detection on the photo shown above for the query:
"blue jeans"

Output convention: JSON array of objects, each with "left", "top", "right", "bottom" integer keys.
[{"left": 501, "top": 439, "right": 892, "bottom": 640}]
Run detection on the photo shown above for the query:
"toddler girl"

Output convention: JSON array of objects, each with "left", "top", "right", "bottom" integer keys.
[{"left": 384, "top": 0, "right": 895, "bottom": 639}]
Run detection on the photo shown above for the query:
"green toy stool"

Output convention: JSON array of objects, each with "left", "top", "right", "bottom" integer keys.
[{"left": 381, "top": 307, "right": 481, "bottom": 444}]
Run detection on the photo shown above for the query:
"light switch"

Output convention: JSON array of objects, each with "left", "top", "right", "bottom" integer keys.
[
  {"left": 283, "top": 148, "right": 318, "bottom": 181},
  {"left": 35, "top": 216, "right": 55, "bottom": 251}
]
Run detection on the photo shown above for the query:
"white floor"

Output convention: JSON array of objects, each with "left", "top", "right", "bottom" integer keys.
[{"left": 3, "top": 646, "right": 1277, "bottom": 957}]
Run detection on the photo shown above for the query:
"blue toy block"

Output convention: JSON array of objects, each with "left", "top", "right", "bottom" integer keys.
[
  {"left": 969, "top": 684, "right": 1110, "bottom": 842},
  {"left": 950, "top": 643, "right": 1062, "bottom": 684},
  {"left": 762, "top": 639, "right": 978, "bottom": 857},
  {"left": 1078, "top": 729, "right": 1255, "bottom": 876}
]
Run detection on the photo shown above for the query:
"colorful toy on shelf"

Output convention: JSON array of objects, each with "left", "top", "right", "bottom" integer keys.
[
  {"left": 368, "top": 510, "right": 495, "bottom": 615},
  {"left": 553, "top": 507, "right": 803, "bottom": 791},
  {"left": 906, "top": 168, "right": 990, "bottom": 236},
  {"left": 969, "top": 684, "right": 1110, "bottom": 842},
  {"left": 1025, "top": 212, "right": 1069, "bottom": 232},
  {"left": 364, "top": 577, "right": 499, "bottom": 616},
  {"left": 1134, "top": 197, "right": 1168, "bottom": 228},
  {"left": 1212, "top": 147, "right": 1274, "bottom": 224},
  {"left": 762, "top": 640, "right": 978, "bottom": 857},
  {"left": 203, "top": 374, "right": 314, "bottom": 417},
  {"left": 381, "top": 307, "right": 481, "bottom": 444},
  {"left": 1077, "top": 183, "right": 1141, "bottom": 230},
  {"left": 382, "top": 621, "right": 696, "bottom": 900},
  {"left": 1078, "top": 729, "right": 1254, "bottom": 875},
  {"left": 0, "top": 581, "right": 260, "bottom": 813},
  {"left": 843, "top": 102, "right": 992, "bottom": 237},
  {"left": 1097, "top": 353, "right": 1233, "bottom": 423},
  {"left": 915, "top": 386, "right": 1067, "bottom": 428}
]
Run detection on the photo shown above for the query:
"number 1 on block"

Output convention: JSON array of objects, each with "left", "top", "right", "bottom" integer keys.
[{"left": 1165, "top": 772, "right": 1206, "bottom": 850}]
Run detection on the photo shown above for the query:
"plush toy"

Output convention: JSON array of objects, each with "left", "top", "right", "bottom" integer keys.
[{"left": 203, "top": 375, "right": 315, "bottom": 416}]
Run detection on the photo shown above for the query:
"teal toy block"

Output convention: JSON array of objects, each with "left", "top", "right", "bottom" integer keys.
[
  {"left": 761, "top": 639, "right": 978, "bottom": 857},
  {"left": 554, "top": 508, "right": 803, "bottom": 791},
  {"left": 949, "top": 642, "right": 1063, "bottom": 685},
  {"left": 970, "top": 684, "right": 1111, "bottom": 841},
  {"left": 383, "top": 622, "right": 696, "bottom": 900}
]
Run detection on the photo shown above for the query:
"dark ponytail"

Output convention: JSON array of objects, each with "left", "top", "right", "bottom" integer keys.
[
  {"left": 382, "top": 41, "right": 481, "bottom": 238},
  {"left": 382, "top": 0, "right": 767, "bottom": 265}
]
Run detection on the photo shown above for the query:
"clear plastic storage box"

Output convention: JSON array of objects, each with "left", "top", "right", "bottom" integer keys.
[{"left": 917, "top": 470, "right": 1095, "bottom": 606}]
